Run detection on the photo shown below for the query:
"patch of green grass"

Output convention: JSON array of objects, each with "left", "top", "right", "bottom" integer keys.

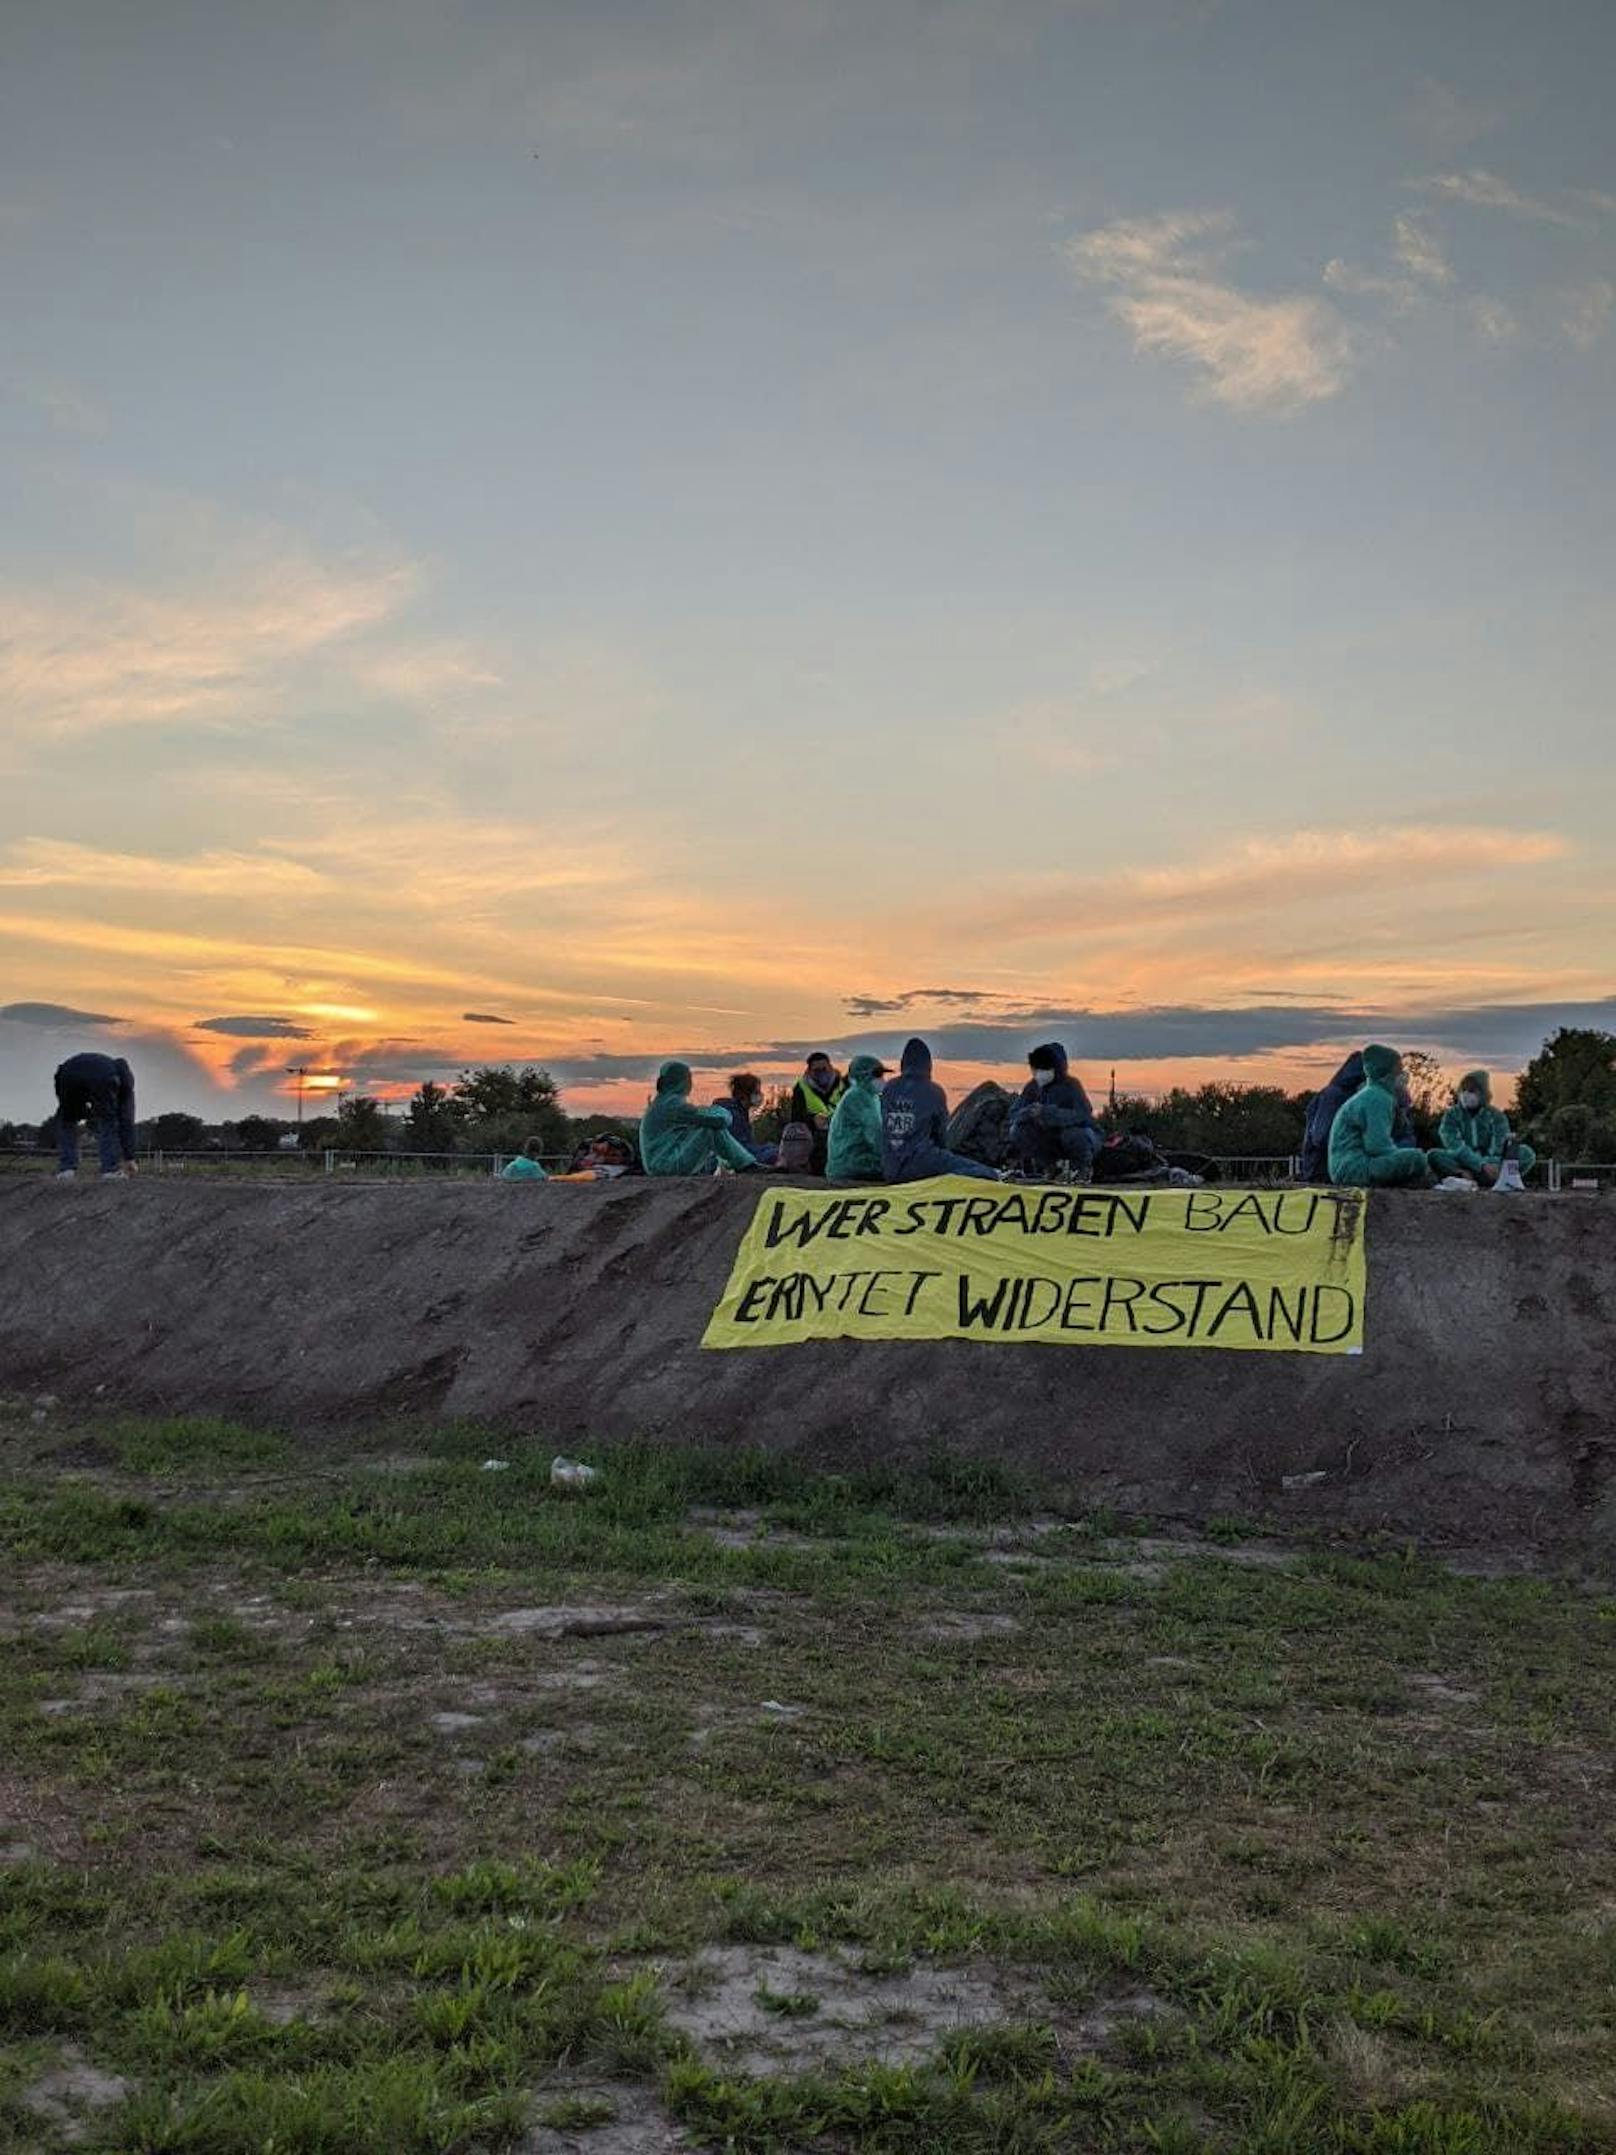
[{"left": 0, "top": 1417, "right": 1611, "bottom": 2152}]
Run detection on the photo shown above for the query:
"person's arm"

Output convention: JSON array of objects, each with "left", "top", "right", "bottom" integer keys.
[
  {"left": 1359, "top": 1089, "right": 1400, "bottom": 1160},
  {"left": 1039, "top": 1080, "right": 1095, "bottom": 1133},
  {"left": 1438, "top": 1106, "right": 1487, "bottom": 1175},
  {"left": 1480, "top": 1108, "right": 1512, "bottom": 1164}
]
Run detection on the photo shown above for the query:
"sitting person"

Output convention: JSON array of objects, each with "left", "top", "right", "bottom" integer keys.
[
  {"left": 1438, "top": 1071, "right": 1535, "bottom": 1188},
  {"left": 53, "top": 1051, "right": 138, "bottom": 1180},
  {"left": 790, "top": 1052, "right": 847, "bottom": 1176},
  {"left": 1300, "top": 1052, "right": 1363, "bottom": 1183},
  {"left": 640, "top": 1061, "right": 762, "bottom": 1176},
  {"left": 826, "top": 1054, "right": 887, "bottom": 1182},
  {"left": 500, "top": 1139, "right": 549, "bottom": 1181},
  {"left": 714, "top": 1072, "right": 776, "bottom": 1165},
  {"left": 1327, "top": 1045, "right": 1435, "bottom": 1188},
  {"left": 1005, "top": 1042, "right": 1102, "bottom": 1183},
  {"left": 880, "top": 1038, "right": 1000, "bottom": 1184}
]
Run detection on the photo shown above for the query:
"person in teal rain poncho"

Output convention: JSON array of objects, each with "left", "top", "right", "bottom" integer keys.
[
  {"left": 640, "top": 1061, "right": 763, "bottom": 1176},
  {"left": 1438, "top": 1071, "right": 1535, "bottom": 1187},
  {"left": 826, "top": 1055, "right": 887, "bottom": 1182},
  {"left": 1327, "top": 1045, "right": 1436, "bottom": 1188}
]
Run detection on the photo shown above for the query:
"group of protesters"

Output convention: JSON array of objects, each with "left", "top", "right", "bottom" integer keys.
[
  {"left": 45, "top": 1039, "right": 1534, "bottom": 1194},
  {"left": 637, "top": 1038, "right": 1535, "bottom": 1192}
]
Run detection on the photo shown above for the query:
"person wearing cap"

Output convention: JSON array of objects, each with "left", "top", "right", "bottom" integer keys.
[
  {"left": 52, "top": 1052, "right": 138, "bottom": 1179},
  {"left": 1326, "top": 1045, "right": 1436, "bottom": 1188},
  {"left": 789, "top": 1052, "right": 848, "bottom": 1175},
  {"left": 826, "top": 1054, "right": 887, "bottom": 1182},
  {"left": 640, "top": 1061, "right": 764, "bottom": 1176},
  {"left": 1438, "top": 1071, "right": 1535, "bottom": 1189}
]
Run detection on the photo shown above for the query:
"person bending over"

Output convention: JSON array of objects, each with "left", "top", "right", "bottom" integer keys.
[
  {"left": 53, "top": 1053, "right": 137, "bottom": 1180},
  {"left": 1005, "top": 1042, "right": 1103, "bottom": 1182},
  {"left": 1438, "top": 1071, "right": 1535, "bottom": 1189},
  {"left": 789, "top": 1052, "right": 847, "bottom": 1176},
  {"left": 826, "top": 1055, "right": 886, "bottom": 1182},
  {"left": 640, "top": 1061, "right": 763, "bottom": 1176},
  {"left": 880, "top": 1038, "right": 999, "bottom": 1184},
  {"left": 1326, "top": 1045, "right": 1434, "bottom": 1188},
  {"left": 1300, "top": 1053, "right": 1363, "bottom": 1183}
]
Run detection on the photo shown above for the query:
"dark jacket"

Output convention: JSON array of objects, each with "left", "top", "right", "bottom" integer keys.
[
  {"left": 1007, "top": 1042, "right": 1098, "bottom": 1140},
  {"left": 716, "top": 1091, "right": 756, "bottom": 1150},
  {"left": 54, "top": 1053, "right": 137, "bottom": 1162},
  {"left": 880, "top": 1038, "right": 949, "bottom": 1181},
  {"left": 790, "top": 1068, "right": 846, "bottom": 1173},
  {"left": 1300, "top": 1053, "right": 1363, "bottom": 1182}
]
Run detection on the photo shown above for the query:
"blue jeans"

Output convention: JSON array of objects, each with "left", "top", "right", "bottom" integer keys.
[
  {"left": 56, "top": 1087, "right": 122, "bottom": 1174},
  {"left": 889, "top": 1145, "right": 1001, "bottom": 1183}
]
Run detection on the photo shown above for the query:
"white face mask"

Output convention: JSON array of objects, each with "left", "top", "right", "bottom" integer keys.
[
  {"left": 1034, "top": 1069, "right": 1055, "bottom": 1089},
  {"left": 1459, "top": 1090, "right": 1481, "bottom": 1111}
]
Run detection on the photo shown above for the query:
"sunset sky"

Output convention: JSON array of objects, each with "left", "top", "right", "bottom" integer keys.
[{"left": 3, "top": 0, "right": 1613, "bottom": 1123}]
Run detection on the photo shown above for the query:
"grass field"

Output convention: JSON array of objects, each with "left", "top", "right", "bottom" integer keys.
[{"left": 0, "top": 1405, "right": 1611, "bottom": 2152}]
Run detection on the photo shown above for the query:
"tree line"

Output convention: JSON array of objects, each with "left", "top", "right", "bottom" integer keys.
[{"left": 4, "top": 1030, "right": 1615, "bottom": 1162}]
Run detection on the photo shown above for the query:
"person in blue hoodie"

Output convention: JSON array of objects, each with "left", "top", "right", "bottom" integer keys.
[
  {"left": 1300, "top": 1052, "right": 1363, "bottom": 1183},
  {"left": 53, "top": 1053, "right": 137, "bottom": 1179},
  {"left": 880, "top": 1038, "right": 1000, "bottom": 1183},
  {"left": 1005, "top": 1043, "right": 1102, "bottom": 1182}
]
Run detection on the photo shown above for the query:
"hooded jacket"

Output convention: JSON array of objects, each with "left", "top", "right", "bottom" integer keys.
[
  {"left": 826, "top": 1054, "right": 885, "bottom": 1181},
  {"left": 880, "top": 1038, "right": 950, "bottom": 1181},
  {"left": 53, "top": 1053, "right": 137, "bottom": 1163},
  {"left": 1300, "top": 1052, "right": 1363, "bottom": 1181},
  {"left": 1327, "top": 1044, "right": 1410, "bottom": 1184},
  {"left": 1008, "top": 1042, "right": 1098, "bottom": 1139},
  {"left": 1439, "top": 1070, "right": 1514, "bottom": 1176},
  {"left": 639, "top": 1061, "right": 757, "bottom": 1176}
]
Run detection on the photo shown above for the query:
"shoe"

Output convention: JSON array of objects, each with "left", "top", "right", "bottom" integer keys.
[{"left": 54, "top": 1170, "right": 76, "bottom": 1181}]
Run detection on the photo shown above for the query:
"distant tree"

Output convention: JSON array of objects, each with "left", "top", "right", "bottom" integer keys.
[
  {"left": 144, "top": 1111, "right": 206, "bottom": 1152},
  {"left": 1397, "top": 1051, "right": 1449, "bottom": 1146},
  {"left": 404, "top": 1081, "right": 465, "bottom": 1155},
  {"left": 335, "top": 1095, "right": 390, "bottom": 1152},
  {"left": 752, "top": 1085, "right": 794, "bottom": 1145},
  {"left": 1144, "top": 1083, "right": 1306, "bottom": 1159},
  {"left": 452, "top": 1065, "right": 568, "bottom": 1156},
  {"left": 232, "top": 1115, "right": 289, "bottom": 1152},
  {"left": 299, "top": 1115, "right": 342, "bottom": 1151},
  {"left": 1515, "top": 1028, "right": 1616, "bottom": 1134},
  {"left": 36, "top": 1115, "right": 59, "bottom": 1152}
]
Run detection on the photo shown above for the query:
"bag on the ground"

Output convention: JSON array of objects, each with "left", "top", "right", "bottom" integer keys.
[
  {"left": 946, "top": 1081, "right": 1012, "bottom": 1168},
  {"left": 1092, "top": 1132, "right": 1172, "bottom": 1185},
  {"left": 774, "top": 1121, "right": 815, "bottom": 1173}
]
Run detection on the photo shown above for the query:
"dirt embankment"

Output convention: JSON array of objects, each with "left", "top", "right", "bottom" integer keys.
[{"left": 2, "top": 1177, "right": 1612, "bottom": 1559}]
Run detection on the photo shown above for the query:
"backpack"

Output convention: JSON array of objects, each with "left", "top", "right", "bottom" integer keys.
[
  {"left": 774, "top": 1121, "right": 815, "bottom": 1174},
  {"left": 1092, "top": 1133, "right": 1171, "bottom": 1185},
  {"left": 946, "top": 1082, "right": 1012, "bottom": 1168}
]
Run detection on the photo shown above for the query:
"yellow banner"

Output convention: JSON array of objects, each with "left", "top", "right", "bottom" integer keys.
[{"left": 703, "top": 1179, "right": 1366, "bottom": 1354}]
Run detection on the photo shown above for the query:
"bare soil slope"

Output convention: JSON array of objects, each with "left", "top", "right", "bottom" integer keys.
[{"left": 2, "top": 1177, "right": 1612, "bottom": 1557}]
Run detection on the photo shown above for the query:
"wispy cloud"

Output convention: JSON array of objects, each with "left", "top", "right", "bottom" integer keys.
[
  {"left": 0, "top": 1000, "right": 123, "bottom": 1027},
  {"left": 1067, "top": 211, "right": 1354, "bottom": 410},
  {"left": 1468, "top": 296, "right": 1520, "bottom": 344},
  {"left": 1, "top": 553, "right": 413, "bottom": 736},
  {"left": 966, "top": 823, "right": 1569, "bottom": 942},
  {"left": 1560, "top": 278, "right": 1615, "bottom": 350},
  {"left": 193, "top": 1015, "right": 314, "bottom": 1039},
  {"left": 0, "top": 839, "right": 330, "bottom": 897},
  {"left": 1418, "top": 169, "right": 1591, "bottom": 228},
  {"left": 1391, "top": 212, "right": 1453, "bottom": 286},
  {"left": 462, "top": 1011, "right": 515, "bottom": 1024}
]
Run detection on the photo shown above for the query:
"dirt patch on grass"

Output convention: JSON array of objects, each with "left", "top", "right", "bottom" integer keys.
[
  {"left": 24, "top": 2048, "right": 132, "bottom": 2144},
  {"left": 661, "top": 1945, "right": 1044, "bottom": 2075}
]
